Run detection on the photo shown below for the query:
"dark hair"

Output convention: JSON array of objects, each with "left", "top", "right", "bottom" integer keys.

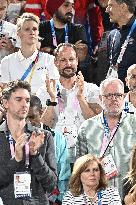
[
  {"left": 2, "top": 80, "right": 31, "bottom": 100},
  {"left": 116, "top": 0, "right": 136, "bottom": 14},
  {"left": 69, "top": 154, "right": 108, "bottom": 196},
  {"left": 30, "top": 95, "right": 42, "bottom": 110},
  {"left": 54, "top": 43, "right": 77, "bottom": 59}
]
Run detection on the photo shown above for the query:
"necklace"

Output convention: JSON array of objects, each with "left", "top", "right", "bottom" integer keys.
[{"left": 89, "top": 192, "right": 97, "bottom": 200}]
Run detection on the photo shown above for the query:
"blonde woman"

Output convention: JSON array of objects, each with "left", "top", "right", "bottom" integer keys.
[{"left": 0, "top": 12, "right": 59, "bottom": 94}]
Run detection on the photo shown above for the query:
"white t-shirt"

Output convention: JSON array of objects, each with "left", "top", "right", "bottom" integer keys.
[
  {"left": 0, "top": 49, "right": 59, "bottom": 93},
  {"left": 0, "top": 20, "right": 19, "bottom": 61},
  {"left": 36, "top": 80, "right": 100, "bottom": 162}
]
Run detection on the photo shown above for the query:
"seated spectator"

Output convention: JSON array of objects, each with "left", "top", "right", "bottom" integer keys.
[
  {"left": 74, "top": 0, "right": 104, "bottom": 56},
  {"left": 124, "top": 64, "right": 136, "bottom": 113},
  {"left": 0, "top": 0, "right": 19, "bottom": 62},
  {"left": 38, "top": 43, "right": 101, "bottom": 167},
  {"left": 39, "top": 0, "right": 88, "bottom": 55},
  {"left": 6, "top": 0, "right": 26, "bottom": 24},
  {"left": 62, "top": 154, "right": 122, "bottom": 205},
  {"left": 123, "top": 144, "right": 136, "bottom": 205},
  {"left": 27, "top": 95, "right": 71, "bottom": 204},
  {"left": 77, "top": 77, "right": 136, "bottom": 198},
  {"left": 0, "top": 80, "right": 57, "bottom": 205},
  {"left": 0, "top": 12, "right": 59, "bottom": 94}
]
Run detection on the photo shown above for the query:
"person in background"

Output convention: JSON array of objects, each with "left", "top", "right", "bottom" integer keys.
[
  {"left": 0, "top": 0, "right": 19, "bottom": 62},
  {"left": 106, "top": 0, "right": 136, "bottom": 92},
  {"left": 6, "top": 0, "right": 26, "bottom": 24},
  {"left": 0, "top": 12, "right": 59, "bottom": 94},
  {"left": 62, "top": 154, "right": 122, "bottom": 205},
  {"left": 0, "top": 80, "right": 57, "bottom": 205},
  {"left": 74, "top": 0, "right": 104, "bottom": 57},
  {"left": 27, "top": 95, "right": 71, "bottom": 205},
  {"left": 77, "top": 78, "right": 136, "bottom": 198},
  {"left": 39, "top": 43, "right": 101, "bottom": 170},
  {"left": 94, "top": 0, "right": 113, "bottom": 86},
  {"left": 24, "top": 0, "right": 50, "bottom": 21},
  {"left": 123, "top": 144, "right": 136, "bottom": 205},
  {"left": 124, "top": 64, "right": 136, "bottom": 113},
  {"left": 39, "top": 0, "right": 88, "bottom": 55}
]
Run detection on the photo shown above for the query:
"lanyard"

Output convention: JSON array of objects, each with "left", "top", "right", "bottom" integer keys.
[
  {"left": 84, "top": 191, "right": 101, "bottom": 205},
  {"left": 0, "top": 20, "right": 3, "bottom": 32},
  {"left": 124, "top": 101, "right": 129, "bottom": 112},
  {"left": 110, "top": 19, "right": 136, "bottom": 66},
  {"left": 50, "top": 18, "right": 69, "bottom": 47},
  {"left": 20, "top": 52, "right": 39, "bottom": 82},
  {"left": 56, "top": 81, "right": 79, "bottom": 113},
  {"left": 100, "top": 113, "right": 120, "bottom": 158},
  {"left": 6, "top": 132, "right": 30, "bottom": 168}
]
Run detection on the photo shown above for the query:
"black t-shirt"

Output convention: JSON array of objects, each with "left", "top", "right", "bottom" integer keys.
[{"left": 39, "top": 20, "right": 87, "bottom": 50}]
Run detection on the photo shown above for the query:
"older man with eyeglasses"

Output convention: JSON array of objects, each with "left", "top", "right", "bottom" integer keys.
[{"left": 76, "top": 77, "right": 136, "bottom": 199}]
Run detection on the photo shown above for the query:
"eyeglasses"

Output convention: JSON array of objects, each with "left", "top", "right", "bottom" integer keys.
[{"left": 102, "top": 93, "right": 124, "bottom": 100}]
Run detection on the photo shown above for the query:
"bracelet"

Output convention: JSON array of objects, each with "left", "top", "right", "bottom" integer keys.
[{"left": 46, "top": 99, "right": 57, "bottom": 106}]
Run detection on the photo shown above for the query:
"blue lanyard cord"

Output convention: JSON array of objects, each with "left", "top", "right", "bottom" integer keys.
[
  {"left": 6, "top": 131, "right": 30, "bottom": 168},
  {"left": 83, "top": 191, "right": 101, "bottom": 205},
  {"left": 124, "top": 101, "right": 129, "bottom": 112},
  {"left": 110, "top": 19, "right": 136, "bottom": 65},
  {"left": 97, "top": 192, "right": 101, "bottom": 205},
  {"left": 56, "top": 82, "right": 61, "bottom": 98},
  {"left": 50, "top": 18, "right": 69, "bottom": 47},
  {"left": 101, "top": 113, "right": 120, "bottom": 157},
  {"left": 126, "top": 19, "right": 136, "bottom": 39},
  {"left": 20, "top": 52, "right": 39, "bottom": 81},
  {"left": 0, "top": 21, "right": 3, "bottom": 32}
]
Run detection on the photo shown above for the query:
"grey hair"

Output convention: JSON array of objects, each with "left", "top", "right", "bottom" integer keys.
[
  {"left": 115, "top": 0, "right": 136, "bottom": 14},
  {"left": 100, "top": 78, "right": 124, "bottom": 95}
]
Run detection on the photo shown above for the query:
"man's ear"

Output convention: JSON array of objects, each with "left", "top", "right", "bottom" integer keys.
[
  {"left": 2, "top": 99, "right": 8, "bottom": 110},
  {"left": 54, "top": 58, "right": 58, "bottom": 68},
  {"left": 125, "top": 76, "right": 128, "bottom": 86},
  {"left": 99, "top": 95, "right": 102, "bottom": 102}
]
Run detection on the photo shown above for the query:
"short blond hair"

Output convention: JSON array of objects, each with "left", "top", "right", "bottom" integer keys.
[{"left": 17, "top": 12, "right": 40, "bottom": 32}]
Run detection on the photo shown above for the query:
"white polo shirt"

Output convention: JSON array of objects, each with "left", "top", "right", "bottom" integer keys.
[
  {"left": 0, "top": 20, "right": 19, "bottom": 61},
  {"left": 0, "top": 49, "right": 59, "bottom": 93}
]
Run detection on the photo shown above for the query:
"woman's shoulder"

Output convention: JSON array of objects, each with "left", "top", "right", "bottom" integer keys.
[{"left": 101, "top": 187, "right": 122, "bottom": 204}]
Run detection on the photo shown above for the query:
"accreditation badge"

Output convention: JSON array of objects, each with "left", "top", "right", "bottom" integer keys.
[
  {"left": 14, "top": 172, "right": 31, "bottom": 199},
  {"left": 101, "top": 154, "right": 118, "bottom": 179},
  {"left": 62, "top": 124, "right": 78, "bottom": 148}
]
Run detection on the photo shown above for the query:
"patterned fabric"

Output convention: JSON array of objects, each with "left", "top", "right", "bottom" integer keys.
[
  {"left": 77, "top": 111, "right": 136, "bottom": 198},
  {"left": 62, "top": 187, "right": 122, "bottom": 205}
]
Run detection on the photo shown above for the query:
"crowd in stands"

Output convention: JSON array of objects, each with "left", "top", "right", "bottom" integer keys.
[{"left": 0, "top": 0, "right": 136, "bottom": 205}]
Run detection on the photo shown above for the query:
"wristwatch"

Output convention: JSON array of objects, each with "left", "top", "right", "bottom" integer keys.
[{"left": 46, "top": 99, "right": 57, "bottom": 106}]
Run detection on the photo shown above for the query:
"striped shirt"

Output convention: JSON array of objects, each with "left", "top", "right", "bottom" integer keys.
[
  {"left": 62, "top": 187, "right": 122, "bottom": 205},
  {"left": 76, "top": 111, "right": 136, "bottom": 198}
]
